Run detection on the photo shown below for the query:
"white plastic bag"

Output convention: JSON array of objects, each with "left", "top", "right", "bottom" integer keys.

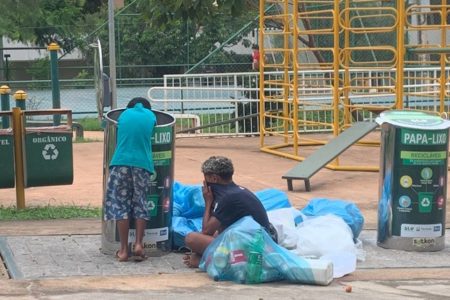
[
  {"left": 267, "top": 208, "right": 301, "bottom": 249},
  {"left": 294, "top": 214, "right": 357, "bottom": 257},
  {"left": 292, "top": 214, "right": 359, "bottom": 278}
]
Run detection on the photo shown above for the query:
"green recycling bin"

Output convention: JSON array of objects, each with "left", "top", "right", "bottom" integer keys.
[
  {"left": 377, "top": 110, "right": 450, "bottom": 251},
  {"left": 101, "top": 109, "right": 175, "bottom": 257},
  {"left": 0, "top": 129, "right": 15, "bottom": 188},
  {"left": 24, "top": 127, "right": 73, "bottom": 187}
]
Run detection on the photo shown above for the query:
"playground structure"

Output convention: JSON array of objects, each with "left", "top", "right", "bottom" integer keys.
[{"left": 258, "top": 0, "right": 450, "bottom": 171}]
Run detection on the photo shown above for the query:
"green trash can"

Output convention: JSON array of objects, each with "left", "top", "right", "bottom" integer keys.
[
  {"left": 24, "top": 126, "right": 73, "bottom": 187},
  {"left": 376, "top": 110, "right": 450, "bottom": 251},
  {"left": 101, "top": 109, "right": 175, "bottom": 256},
  {"left": 0, "top": 129, "right": 15, "bottom": 188}
]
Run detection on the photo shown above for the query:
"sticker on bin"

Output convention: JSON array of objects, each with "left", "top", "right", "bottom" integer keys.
[
  {"left": 413, "top": 237, "right": 436, "bottom": 248},
  {"left": 128, "top": 227, "right": 169, "bottom": 243},
  {"left": 400, "top": 223, "right": 442, "bottom": 238}
]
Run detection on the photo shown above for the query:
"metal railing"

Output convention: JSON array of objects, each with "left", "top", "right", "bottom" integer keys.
[{"left": 147, "top": 67, "right": 450, "bottom": 137}]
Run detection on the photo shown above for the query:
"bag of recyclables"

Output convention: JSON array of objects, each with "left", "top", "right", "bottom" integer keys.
[{"left": 199, "top": 216, "right": 333, "bottom": 286}]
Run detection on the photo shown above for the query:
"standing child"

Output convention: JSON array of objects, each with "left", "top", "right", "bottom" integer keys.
[
  {"left": 104, "top": 97, "right": 156, "bottom": 262},
  {"left": 251, "top": 44, "right": 260, "bottom": 71}
]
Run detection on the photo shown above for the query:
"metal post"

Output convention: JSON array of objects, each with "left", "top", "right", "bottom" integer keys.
[
  {"left": 13, "top": 90, "right": 27, "bottom": 110},
  {"left": 396, "top": 0, "right": 405, "bottom": 109},
  {"left": 48, "top": 43, "right": 61, "bottom": 125},
  {"left": 1, "top": 85, "right": 11, "bottom": 128},
  {"left": 4, "top": 54, "right": 10, "bottom": 81},
  {"left": 0, "top": 37, "right": 4, "bottom": 81},
  {"left": 108, "top": 0, "right": 117, "bottom": 109},
  {"left": 12, "top": 107, "right": 25, "bottom": 209}
]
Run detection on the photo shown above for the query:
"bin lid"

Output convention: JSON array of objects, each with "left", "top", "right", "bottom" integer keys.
[{"left": 376, "top": 110, "right": 450, "bottom": 130}]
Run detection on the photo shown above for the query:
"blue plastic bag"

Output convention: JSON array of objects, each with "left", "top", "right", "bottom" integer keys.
[
  {"left": 300, "top": 198, "right": 365, "bottom": 239},
  {"left": 199, "top": 216, "right": 332, "bottom": 285},
  {"left": 254, "top": 189, "right": 292, "bottom": 211},
  {"left": 172, "top": 181, "right": 204, "bottom": 218},
  {"left": 171, "top": 216, "right": 203, "bottom": 250}
]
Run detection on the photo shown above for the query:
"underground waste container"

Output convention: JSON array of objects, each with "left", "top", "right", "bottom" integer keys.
[
  {"left": 377, "top": 110, "right": 450, "bottom": 251},
  {"left": 0, "top": 128, "right": 15, "bottom": 188},
  {"left": 101, "top": 108, "right": 175, "bottom": 256}
]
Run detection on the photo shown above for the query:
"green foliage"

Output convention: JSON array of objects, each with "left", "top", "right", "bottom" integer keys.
[
  {"left": 95, "top": 2, "right": 258, "bottom": 76},
  {"left": 26, "top": 58, "right": 51, "bottom": 80},
  {"left": 0, "top": 0, "right": 106, "bottom": 53},
  {"left": 74, "top": 69, "right": 92, "bottom": 80},
  {"left": 75, "top": 117, "right": 103, "bottom": 131},
  {"left": 136, "top": 0, "right": 257, "bottom": 27},
  {"left": 0, "top": 205, "right": 101, "bottom": 221}
]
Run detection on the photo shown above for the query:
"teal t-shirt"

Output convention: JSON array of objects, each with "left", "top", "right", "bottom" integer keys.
[{"left": 110, "top": 103, "right": 157, "bottom": 173}]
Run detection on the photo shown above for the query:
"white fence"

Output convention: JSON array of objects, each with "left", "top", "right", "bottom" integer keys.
[{"left": 148, "top": 68, "right": 450, "bottom": 137}]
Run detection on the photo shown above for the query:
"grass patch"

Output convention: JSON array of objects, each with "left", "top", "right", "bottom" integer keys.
[
  {"left": 75, "top": 117, "right": 103, "bottom": 131},
  {"left": 73, "top": 137, "right": 102, "bottom": 143},
  {"left": 0, "top": 205, "right": 101, "bottom": 221}
]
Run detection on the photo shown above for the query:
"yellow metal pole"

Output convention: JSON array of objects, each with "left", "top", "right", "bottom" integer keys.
[
  {"left": 333, "top": 0, "right": 341, "bottom": 136},
  {"left": 259, "top": 0, "right": 265, "bottom": 148},
  {"left": 283, "top": 0, "right": 291, "bottom": 147},
  {"left": 332, "top": 0, "right": 341, "bottom": 166},
  {"left": 292, "top": 1, "right": 299, "bottom": 156},
  {"left": 396, "top": 0, "right": 405, "bottom": 109},
  {"left": 439, "top": 0, "right": 446, "bottom": 113},
  {"left": 12, "top": 107, "right": 25, "bottom": 209},
  {"left": 343, "top": 0, "right": 351, "bottom": 126}
]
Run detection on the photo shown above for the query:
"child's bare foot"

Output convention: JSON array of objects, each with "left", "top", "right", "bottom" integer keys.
[
  {"left": 115, "top": 250, "right": 128, "bottom": 262},
  {"left": 183, "top": 253, "right": 201, "bottom": 268},
  {"left": 133, "top": 243, "right": 147, "bottom": 262}
]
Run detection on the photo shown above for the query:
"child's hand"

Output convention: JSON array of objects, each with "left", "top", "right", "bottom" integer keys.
[{"left": 202, "top": 180, "right": 214, "bottom": 206}]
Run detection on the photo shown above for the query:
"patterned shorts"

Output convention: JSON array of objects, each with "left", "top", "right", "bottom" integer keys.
[{"left": 104, "top": 166, "right": 152, "bottom": 221}]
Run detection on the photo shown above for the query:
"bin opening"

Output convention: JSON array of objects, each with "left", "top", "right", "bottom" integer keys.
[{"left": 106, "top": 109, "right": 175, "bottom": 126}]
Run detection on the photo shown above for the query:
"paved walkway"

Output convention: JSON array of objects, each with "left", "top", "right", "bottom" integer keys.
[
  {"left": 1, "top": 134, "right": 450, "bottom": 299},
  {"left": 2, "top": 228, "right": 450, "bottom": 280}
]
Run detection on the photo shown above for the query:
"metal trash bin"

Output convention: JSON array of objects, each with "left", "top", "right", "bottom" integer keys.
[
  {"left": 24, "top": 126, "right": 73, "bottom": 187},
  {"left": 376, "top": 110, "right": 450, "bottom": 251},
  {"left": 101, "top": 109, "right": 175, "bottom": 256},
  {"left": 0, "top": 128, "right": 15, "bottom": 188}
]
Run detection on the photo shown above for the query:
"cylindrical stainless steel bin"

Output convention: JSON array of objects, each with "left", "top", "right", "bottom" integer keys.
[
  {"left": 377, "top": 110, "right": 450, "bottom": 251},
  {"left": 101, "top": 108, "right": 175, "bottom": 256}
]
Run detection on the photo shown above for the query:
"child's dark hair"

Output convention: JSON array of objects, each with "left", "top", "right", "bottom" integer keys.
[
  {"left": 201, "top": 156, "right": 234, "bottom": 180},
  {"left": 127, "top": 97, "right": 152, "bottom": 110}
]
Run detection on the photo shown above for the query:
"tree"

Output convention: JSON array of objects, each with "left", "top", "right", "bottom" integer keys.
[
  {"left": 95, "top": 1, "right": 259, "bottom": 77},
  {"left": 136, "top": 0, "right": 258, "bottom": 27},
  {"left": 0, "top": 0, "right": 106, "bottom": 53}
]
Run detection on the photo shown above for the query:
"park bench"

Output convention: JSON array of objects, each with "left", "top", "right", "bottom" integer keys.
[{"left": 282, "top": 122, "right": 378, "bottom": 192}]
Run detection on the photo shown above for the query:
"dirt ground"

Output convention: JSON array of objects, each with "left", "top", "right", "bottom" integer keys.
[{"left": 1, "top": 130, "right": 448, "bottom": 230}]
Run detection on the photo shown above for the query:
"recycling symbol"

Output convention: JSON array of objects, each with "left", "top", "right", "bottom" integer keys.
[
  {"left": 42, "top": 144, "right": 59, "bottom": 160},
  {"left": 421, "top": 197, "right": 431, "bottom": 207},
  {"left": 148, "top": 200, "right": 156, "bottom": 211}
]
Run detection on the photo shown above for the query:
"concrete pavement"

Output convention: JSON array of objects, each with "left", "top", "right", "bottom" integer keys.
[{"left": 1, "top": 134, "right": 450, "bottom": 299}]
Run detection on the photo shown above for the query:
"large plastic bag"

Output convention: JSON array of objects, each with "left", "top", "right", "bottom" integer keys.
[
  {"left": 171, "top": 216, "right": 202, "bottom": 250},
  {"left": 199, "top": 216, "right": 333, "bottom": 286},
  {"left": 291, "top": 214, "right": 359, "bottom": 278},
  {"left": 172, "top": 182, "right": 204, "bottom": 218},
  {"left": 300, "top": 198, "right": 364, "bottom": 239},
  {"left": 254, "top": 189, "right": 292, "bottom": 211},
  {"left": 267, "top": 208, "right": 302, "bottom": 249},
  {"left": 293, "top": 214, "right": 357, "bottom": 257}
]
